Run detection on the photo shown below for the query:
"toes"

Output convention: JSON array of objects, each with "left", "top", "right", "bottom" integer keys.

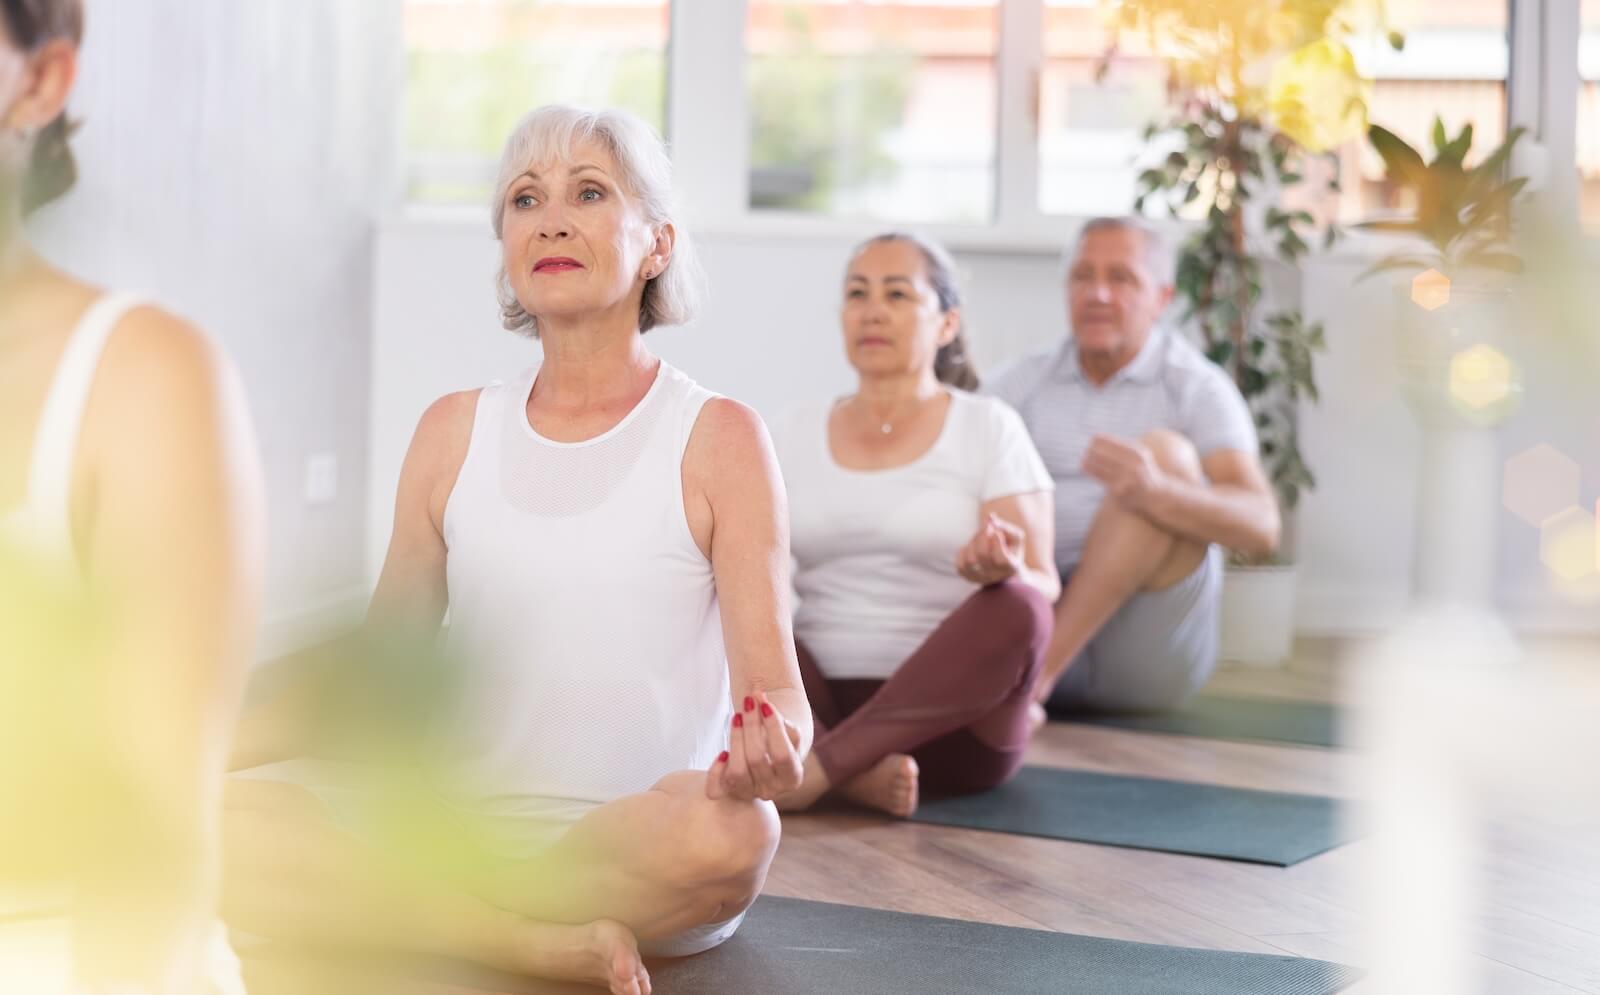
[{"left": 612, "top": 963, "right": 645, "bottom": 995}]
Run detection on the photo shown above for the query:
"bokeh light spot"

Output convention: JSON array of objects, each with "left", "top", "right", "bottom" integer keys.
[
  {"left": 1540, "top": 507, "right": 1598, "bottom": 583},
  {"left": 1502, "top": 444, "right": 1582, "bottom": 527},
  {"left": 1448, "top": 344, "right": 1514, "bottom": 411},
  {"left": 1412, "top": 268, "right": 1451, "bottom": 311}
]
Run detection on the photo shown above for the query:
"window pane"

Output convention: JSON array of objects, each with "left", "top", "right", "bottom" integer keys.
[
  {"left": 1042, "top": 1, "right": 1508, "bottom": 224},
  {"left": 747, "top": 2, "right": 999, "bottom": 223},
  {"left": 1038, "top": 0, "right": 1167, "bottom": 216},
  {"left": 1327, "top": 0, "right": 1508, "bottom": 223},
  {"left": 1582, "top": 0, "right": 1600, "bottom": 230},
  {"left": 405, "top": 1, "right": 669, "bottom": 205}
]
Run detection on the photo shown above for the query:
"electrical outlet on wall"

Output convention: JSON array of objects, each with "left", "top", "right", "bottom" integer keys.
[{"left": 304, "top": 452, "right": 339, "bottom": 506}]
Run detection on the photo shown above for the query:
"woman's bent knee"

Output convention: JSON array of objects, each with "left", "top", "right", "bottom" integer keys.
[
  {"left": 677, "top": 793, "right": 780, "bottom": 891},
  {"left": 975, "top": 580, "right": 1053, "bottom": 653}
]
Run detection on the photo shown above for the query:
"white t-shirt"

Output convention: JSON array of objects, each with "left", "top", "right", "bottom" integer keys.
[{"left": 773, "top": 389, "right": 1054, "bottom": 680}]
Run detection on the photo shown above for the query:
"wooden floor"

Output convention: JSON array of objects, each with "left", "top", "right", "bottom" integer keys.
[
  {"left": 763, "top": 639, "right": 1600, "bottom": 994},
  {"left": 239, "top": 638, "right": 1600, "bottom": 994}
]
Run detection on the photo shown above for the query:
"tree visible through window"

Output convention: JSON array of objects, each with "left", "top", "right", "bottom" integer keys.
[
  {"left": 405, "top": 1, "right": 669, "bottom": 205},
  {"left": 747, "top": 2, "right": 1000, "bottom": 224}
]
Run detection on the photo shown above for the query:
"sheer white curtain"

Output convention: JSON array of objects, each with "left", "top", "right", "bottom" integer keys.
[{"left": 30, "top": 0, "right": 402, "bottom": 649}]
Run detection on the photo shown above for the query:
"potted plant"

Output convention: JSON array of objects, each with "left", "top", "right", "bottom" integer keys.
[
  {"left": 1356, "top": 119, "right": 1528, "bottom": 616},
  {"left": 1109, "top": 0, "right": 1400, "bottom": 664}
]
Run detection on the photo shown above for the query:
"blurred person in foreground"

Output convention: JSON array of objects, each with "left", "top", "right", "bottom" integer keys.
[{"left": 0, "top": 0, "right": 265, "bottom": 991}]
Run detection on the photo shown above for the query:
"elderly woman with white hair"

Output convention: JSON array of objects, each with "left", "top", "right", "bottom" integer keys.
[{"left": 223, "top": 106, "right": 811, "bottom": 995}]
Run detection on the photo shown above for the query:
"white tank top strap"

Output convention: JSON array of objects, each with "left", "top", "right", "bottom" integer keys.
[
  {"left": 673, "top": 372, "right": 719, "bottom": 454},
  {"left": 25, "top": 292, "right": 145, "bottom": 540}
]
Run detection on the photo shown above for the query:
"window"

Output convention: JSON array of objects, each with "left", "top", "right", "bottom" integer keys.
[
  {"left": 1582, "top": 0, "right": 1600, "bottom": 229},
  {"left": 398, "top": 0, "right": 1579, "bottom": 244},
  {"left": 746, "top": 1, "right": 1000, "bottom": 224},
  {"left": 1038, "top": 0, "right": 1167, "bottom": 216},
  {"left": 1330, "top": 0, "right": 1509, "bottom": 222},
  {"left": 405, "top": 1, "right": 669, "bottom": 204}
]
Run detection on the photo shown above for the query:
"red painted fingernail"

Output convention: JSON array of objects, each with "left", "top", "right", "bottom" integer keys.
[
  {"left": 717, "top": 751, "right": 729, "bottom": 764},
  {"left": 733, "top": 713, "right": 743, "bottom": 728},
  {"left": 744, "top": 696, "right": 755, "bottom": 712},
  {"left": 760, "top": 703, "right": 773, "bottom": 718}
]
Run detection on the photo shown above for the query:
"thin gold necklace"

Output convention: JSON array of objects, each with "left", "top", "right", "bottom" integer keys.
[{"left": 854, "top": 393, "right": 920, "bottom": 435}]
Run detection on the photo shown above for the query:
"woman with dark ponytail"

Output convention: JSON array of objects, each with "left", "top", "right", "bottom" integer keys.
[
  {"left": 769, "top": 232, "right": 1060, "bottom": 817},
  {"left": 1, "top": 2, "right": 262, "bottom": 992}
]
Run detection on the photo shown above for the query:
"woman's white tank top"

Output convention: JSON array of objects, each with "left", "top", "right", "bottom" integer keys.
[
  {"left": 0, "top": 294, "right": 138, "bottom": 563},
  {"left": 436, "top": 359, "right": 730, "bottom": 850}
]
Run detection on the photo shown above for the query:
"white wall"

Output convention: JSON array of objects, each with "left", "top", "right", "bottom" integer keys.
[
  {"left": 369, "top": 216, "right": 1600, "bottom": 634},
  {"left": 28, "top": 0, "right": 402, "bottom": 656}
]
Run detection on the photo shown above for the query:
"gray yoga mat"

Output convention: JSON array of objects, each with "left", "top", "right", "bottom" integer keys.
[
  {"left": 451, "top": 896, "right": 1360, "bottom": 995},
  {"left": 1055, "top": 695, "right": 1343, "bottom": 748},
  {"left": 909, "top": 766, "right": 1353, "bottom": 866}
]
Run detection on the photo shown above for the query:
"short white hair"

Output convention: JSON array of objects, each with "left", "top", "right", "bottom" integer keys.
[
  {"left": 490, "top": 105, "right": 704, "bottom": 337},
  {"left": 1065, "top": 216, "right": 1176, "bottom": 288}
]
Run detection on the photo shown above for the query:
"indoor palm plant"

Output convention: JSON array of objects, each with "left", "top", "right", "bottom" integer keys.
[{"left": 1107, "top": 0, "right": 1401, "bottom": 663}]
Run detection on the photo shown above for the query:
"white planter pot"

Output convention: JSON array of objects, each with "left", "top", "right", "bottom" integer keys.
[
  {"left": 1218, "top": 564, "right": 1298, "bottom": 666},
  {"left": 1393, "top": 283, "right": 1518, "bottom": 612}
]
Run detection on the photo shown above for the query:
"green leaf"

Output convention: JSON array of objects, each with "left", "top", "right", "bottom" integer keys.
[
  {"left": 1431, "top": 118, "right": 1448, "bottom": 154},
  {"left": 1241, "top": 367, "right": 1268, "bottom": 396},
  {"left": 1368, "top": 124, "right": 1429, "bottom": 188},
  {"left": 1443, "top": 122, "right": 1474, "bottom": 166}
]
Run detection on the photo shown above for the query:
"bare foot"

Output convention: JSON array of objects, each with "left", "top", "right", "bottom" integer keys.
[
  {"left": 774, "top": 753, "right": 831, "bottom": 813},
  {"left": 503, "top": 917, "right": 652, "bottom": 994},
  {"left": 838, "top": 754, "right": 919, "bottom": 817},
  {"left": 1028, "top": 700, "right": 1048, "bottom": 736}
]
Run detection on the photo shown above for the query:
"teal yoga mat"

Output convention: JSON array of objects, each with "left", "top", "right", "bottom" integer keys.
[
  {"left": 447, "top": 896, "right": 1360, "bottom": 994},
  {"left": 1055, "top": 695, "right": 1343, "bottom": 748},
  {"left": 909, "top": 766, "right": 1354, "bottom": 866}
]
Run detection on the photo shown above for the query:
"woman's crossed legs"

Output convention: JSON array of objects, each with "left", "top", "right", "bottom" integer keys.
[{"left": 222, "top": 768, "right": 778, "bottom": 995}]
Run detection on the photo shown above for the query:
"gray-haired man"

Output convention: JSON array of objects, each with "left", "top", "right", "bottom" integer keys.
[{"left": 989, "top": 218, "right": 1280, "bottom": 721}]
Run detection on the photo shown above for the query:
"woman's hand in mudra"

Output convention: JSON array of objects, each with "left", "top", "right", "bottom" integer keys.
[
  {"left": 707, "top": 689, "right": 804, "bottom": 802},
  {"left": 955, "top": 512, "right": 1025, "bottom": 586}
]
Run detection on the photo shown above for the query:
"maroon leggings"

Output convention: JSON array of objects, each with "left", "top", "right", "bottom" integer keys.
[{"left": 797, "top": 580, "right": 1052, "bottom": 799}]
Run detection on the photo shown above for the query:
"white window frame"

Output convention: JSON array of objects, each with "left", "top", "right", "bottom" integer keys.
[{"left": 401, "top": 0, "right": 1587, "bottom": 254}]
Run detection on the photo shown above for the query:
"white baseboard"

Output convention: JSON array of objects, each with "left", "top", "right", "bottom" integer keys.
[
  {"left": 254, "top": 584, "right": 370, "bottom": 664},
  {"left": 1295, "top": 584, "right": 1600, "bottom": 637}
]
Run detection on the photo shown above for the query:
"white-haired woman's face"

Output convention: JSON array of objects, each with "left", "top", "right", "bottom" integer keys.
[
  {"left": 499, "top": 137, "right": 664, "bottom": 332},
  {"left": 841, "top": 239, "right": 956, "bottom": 381}
]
